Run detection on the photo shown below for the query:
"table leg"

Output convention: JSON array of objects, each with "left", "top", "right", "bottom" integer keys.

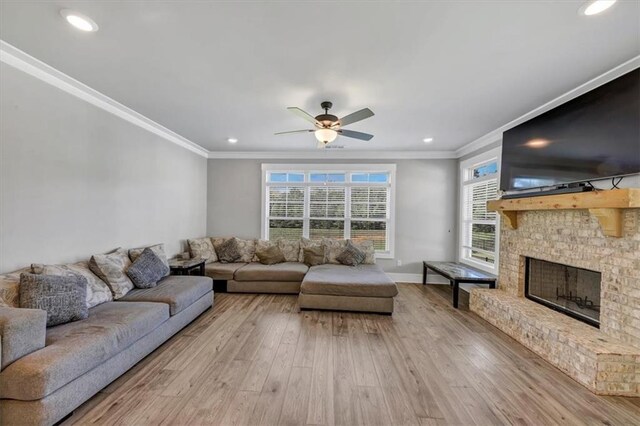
[
  {"left": 199, "top": 263, "right": 205, "bottom": 276},
  {"left": 422, "top": 263, "right": 427, "bottom": 285},
  {"left": 490, "top": 280, "right": 496, "bottom": 289},
  {"left": 453, "top": 280, "right": 459, "bottom": 308}
]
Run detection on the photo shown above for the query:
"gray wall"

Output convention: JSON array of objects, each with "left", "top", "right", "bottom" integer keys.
[
  {"left": 207, "top": 159, "right": 457, "bottom": 275},
  {"left": 0, "top": 63, "right": 208, "bottom": 273}
]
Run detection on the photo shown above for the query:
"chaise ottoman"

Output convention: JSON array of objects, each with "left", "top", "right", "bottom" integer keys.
[{"left": 299, "top": 264, "right": 398, "bottom": 314}]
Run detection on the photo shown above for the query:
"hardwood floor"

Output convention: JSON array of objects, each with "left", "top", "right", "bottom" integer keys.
[{"left": 63, "top": 284, "right": 640, "bottom": 426}]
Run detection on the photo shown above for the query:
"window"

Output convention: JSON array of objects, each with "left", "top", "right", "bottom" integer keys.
[
  {"left": 459, "top": 147, "right": 501, "bottom": 273},
  {"left": 262, "top": 164, "right": 395, "bottom": 257}
]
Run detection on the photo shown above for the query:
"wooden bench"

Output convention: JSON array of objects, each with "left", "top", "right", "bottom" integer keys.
[{"left": 422, "top": 261, "right": 496, "bottom": 308}]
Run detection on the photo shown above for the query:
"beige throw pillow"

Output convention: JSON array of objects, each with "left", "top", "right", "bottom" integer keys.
[
  {"left": 0, "top": 268, "right": 30, "bottom": 308},
  {"left": 89, "top": 248, "right": 135, "bottom": 299},
  {"left": 303, "top": 244, "right": 326, "bottom": 266},
  {"left": 188, "top": 238, "right": 217, "bottom": 263},
  {"left": 322, "top": 238, "right": 348, "bottom": 264},
  {"left": 255, "top": 240, "right": 286, "bottom": 265},
  {"left": 234, "top": 238, "right": 257, "bottom": 263},
  {"left": 277, "top": 238, "right": 301, "bottom": 263},
  {"left": 31, "top": 261, "right": 113, "bottom": 309}
]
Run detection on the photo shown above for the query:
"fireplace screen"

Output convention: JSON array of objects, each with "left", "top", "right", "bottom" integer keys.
[{"left": 525, "top": 257, "right": 601, "bottom": 327}]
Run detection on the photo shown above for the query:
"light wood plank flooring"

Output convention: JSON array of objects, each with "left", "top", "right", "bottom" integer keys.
[{"left": 63, "top": 284, "right": 640, "bottom": 425}]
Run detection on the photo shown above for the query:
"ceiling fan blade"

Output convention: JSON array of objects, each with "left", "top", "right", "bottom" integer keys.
[
  {"left": 339, "top": 129, "right": 374, "bottom": 141},
  {"left": 287, "top": 107, "right": 321, "bottom": 126},
  {"left": 338, "top": 108, "right": 374, "bottom": 127},
  {"left": 274, "top": 129, "right": 314, "bottom": 135}
]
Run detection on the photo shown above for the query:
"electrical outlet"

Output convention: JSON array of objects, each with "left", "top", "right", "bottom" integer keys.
[{"left": 396, "top": 259, "right": 402, "bottom": 267}]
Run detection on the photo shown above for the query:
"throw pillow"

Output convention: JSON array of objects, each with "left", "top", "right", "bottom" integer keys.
[
  {"left": 255, "top": 241, "right": 286, "bottom": 265},
  {"left": 303, "top": 244, "right": 326, "bottom": 266},
  {"left": 277, "top": 238, "right": 301, "bottom": 263},
  {"left": 322, "top": 238, "right": 348, "bottom": 264},
  {"left": 216, "top": 237, "right": 242, "bottom": 263},
  {"left": 89, "top": 248, "right": 135, "bottom": 299},
  {"left": 336, "top": 241, "right": 366, "bottom": 266},
  {"left": 19, "top": 273, "right": 88, "bottom": 326},
  {"left": 188, "top": 238, "right": 217, "bottom": 263},
  {"left": 127, "top": 248, "right": 169, "bottom": 288},
  {"left": 129, "top": 243, "right": 170, "bottom": 274},
  {"left": 234, "top": 238, "right": 257, "bottom": 263},
  {"left": 299, "top": 238, "right": 321, "bottom": 262},
  {"left": 0, "top": 268, "right": 30, "bottom": 308},
  {"left": 31, "top": 261, "right": 113, "bottom": 309},
  {"left": 350, "top": 239, "right": 376, "bottom": 264}
]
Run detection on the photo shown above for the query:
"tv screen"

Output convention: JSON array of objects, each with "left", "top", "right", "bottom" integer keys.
[{"left": 500, "top": 68, "right": 640, "bottom": 192}]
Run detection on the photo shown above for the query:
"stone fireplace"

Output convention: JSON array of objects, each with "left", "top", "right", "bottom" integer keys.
[{"left": 470, "top": 207, "right": 640, "bottom": 396}]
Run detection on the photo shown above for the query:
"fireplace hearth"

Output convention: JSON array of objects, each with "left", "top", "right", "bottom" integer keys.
[{"left": 525, "top": 257, "right": 601, "bottom": 327}]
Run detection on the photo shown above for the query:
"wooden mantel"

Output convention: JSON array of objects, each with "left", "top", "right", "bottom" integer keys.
[{"left": 487, "top": 188, "right": 640, "bottom": 237}]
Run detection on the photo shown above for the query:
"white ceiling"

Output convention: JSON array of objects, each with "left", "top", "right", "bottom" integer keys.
[{"left": 1, "top": 1, "right": 638, "bottom": 153}]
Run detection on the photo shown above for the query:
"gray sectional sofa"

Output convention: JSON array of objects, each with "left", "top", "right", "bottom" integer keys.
[
  {"left": 203, "top": 260, "right": 398, "bottom": 314},
  {"left": 0, "top": 274, "right": 213, "bottom": 426}
]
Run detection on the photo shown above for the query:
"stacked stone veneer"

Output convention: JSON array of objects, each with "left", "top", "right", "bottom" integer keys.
[{"left": 470, "top": 208, "right": 640, "bottom": 396}]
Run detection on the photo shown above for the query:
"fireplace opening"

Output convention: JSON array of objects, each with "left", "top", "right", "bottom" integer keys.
[{"left": 525, "top": 257, "right": 601, "bottom": 328}]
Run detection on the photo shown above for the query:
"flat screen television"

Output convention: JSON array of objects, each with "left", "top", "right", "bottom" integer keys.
[{"left": 500, "top": 68, "right": 640, "bottom": 193}]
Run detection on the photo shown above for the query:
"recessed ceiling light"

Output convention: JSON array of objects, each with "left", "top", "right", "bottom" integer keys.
[
  {"left": 60, "top": 9, "right": 99, "bottom": 32},
  {"left": 579, "top": 0, "right": 617, "bottom": 16},
  {"left": 423, "top": 137, "right": 434, "bottom": 143},
  {"left": 227, "top": 138, "right": 238, "bottom": 144}
]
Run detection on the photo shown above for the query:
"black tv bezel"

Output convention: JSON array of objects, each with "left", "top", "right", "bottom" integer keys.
[{"left": 499, "top": 68, "right": 640, "bottom": 193}]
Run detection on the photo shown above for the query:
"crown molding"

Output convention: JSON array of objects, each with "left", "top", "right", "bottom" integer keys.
[
  {"left": 455, "top": 54, "right": 640, "bottom": 159},
  {"left": 0, "top": 40, "right": 209, "bottom": 158},
  {"left": 207, "top": 150, "right": 457, "bottom": 160}
]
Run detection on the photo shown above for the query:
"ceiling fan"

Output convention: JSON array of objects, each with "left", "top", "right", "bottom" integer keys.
[{"left": 275, "top": 101, "right": 374, "bottom": 148}]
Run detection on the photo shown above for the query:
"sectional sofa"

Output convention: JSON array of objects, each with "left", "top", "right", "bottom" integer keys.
[
  {"left": 0, "top": 258, "right": 213, "bottom": 426},
  {"left": 191, "top": 236, "right": 399, "bottom": 314}
]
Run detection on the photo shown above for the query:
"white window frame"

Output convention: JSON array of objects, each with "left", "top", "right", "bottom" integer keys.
[
  {"left": 261, "top": 163, "right": 396, "bottom": 258},
  {"left": 458, "top": 147, "right": 501, "bottom": 274}
]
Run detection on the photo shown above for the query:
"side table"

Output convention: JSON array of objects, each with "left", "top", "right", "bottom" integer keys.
[{"left": 169, "top": 258, "right": 205, "bottom": 276}]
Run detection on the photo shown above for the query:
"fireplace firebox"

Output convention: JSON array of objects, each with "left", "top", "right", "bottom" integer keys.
[{"left": 525, "top": 257, "right": 601, "bottom": 327}]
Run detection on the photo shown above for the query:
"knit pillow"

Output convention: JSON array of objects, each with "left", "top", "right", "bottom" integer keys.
[
  {"left": 129, "top": 243, "right": 170, "bottom": 275},
  {"left": 19, "top": 273, "right": 88, "bottom": 326},
  {"left": 31, "top": 261, "right": 112, "bottom": 309},
  {"left": 336, "top": 241, "right": 366, "bottom": 266},
  {"left": 350, "top": 239, "right": 376, "bottom": 264},
  {"left": 127, "top": 248, "right": 170, "bottom": 288}
]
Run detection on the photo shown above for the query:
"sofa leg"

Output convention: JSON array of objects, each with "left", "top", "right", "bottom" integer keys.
[{"left": 213, "top": 280, "right": 228, "bottom": 293}]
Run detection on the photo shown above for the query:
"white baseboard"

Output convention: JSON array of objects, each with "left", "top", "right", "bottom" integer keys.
[{"left": 386, "top": 273, "right": 449, "bottom": 285}]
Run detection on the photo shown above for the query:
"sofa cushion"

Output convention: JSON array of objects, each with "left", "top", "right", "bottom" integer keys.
[
  {"left": 118, "top": 275, "right": 212, "bottom": 315},
  {"left": 31, "top": 261, "right": 113, "bottom": 309},
  {"left": 255, "top": 240, "right": 286, "bottom": 265},
  {"left": 301, "top": 264, "right": 398, "bottom": 298},
  {"left": 126, "top": 248, "right": 169, "bottom": 289},
  {"left": 204, "top": 262, "right": 247, "bottom": 280},
  {"left": 188, "top": 237, "right": 217, "bottom": 263},
  {"left": 0, "top": 301, "right": 169, "bottom": 400},
  {"left": 19, "top": 273, "right": 89, "bottom": 327},
  {"left": 234, "top": 262, "right": 309, "bottom": 282},
  {"left": 89, "top": 248, "right": 135, "bottom": 299},
  {"left": 0, "top": 307, "right": 47, "bottom": 370}
]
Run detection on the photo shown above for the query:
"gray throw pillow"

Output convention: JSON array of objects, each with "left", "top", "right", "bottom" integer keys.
[
  {"left": 336, "top": 241, "right": 366, "bottom": 266},
  {"left": 19, "top": 273, "right": 88, "bottom": 326},
  {"left": 256, "top": 244, "right": 286, "bottom": 265},
  {"left": 126, "top": 247, "right": 169, "bottom": 288},
  {"left": 217, "top": 237, "right": 242, "bottom": 263},
  {"left": 303, "top": 245, "right": 326, "bottom": 266}
]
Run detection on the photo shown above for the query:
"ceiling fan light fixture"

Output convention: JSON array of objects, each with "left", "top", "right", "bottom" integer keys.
[
  {"left": 314, "top": 128, "right": 338, "bottom": 144},
  {"left": 60, "top": 9, "right": 99, "bottom": 32}
]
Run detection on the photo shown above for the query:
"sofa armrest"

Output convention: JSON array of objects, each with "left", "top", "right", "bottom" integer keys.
[{"left": 0, "top": 307, "right": 47, "bottom": 370}]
